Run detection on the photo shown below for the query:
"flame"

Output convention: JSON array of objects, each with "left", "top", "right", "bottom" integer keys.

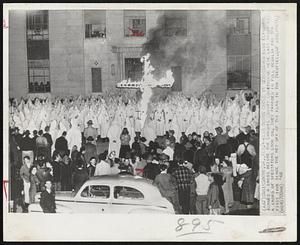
[
  {"left": 139, "top": 53, "right": 174, "bottom": 128},
  {"left": 117, "top": 53, "right": 175, "bottom": 129}
]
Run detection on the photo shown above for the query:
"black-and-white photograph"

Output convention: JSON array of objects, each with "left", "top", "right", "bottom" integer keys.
[
  {"left": 7, "top": 8, "right": 264, "bottom": 216},
  {"left": 3, "top": 2, "right": 298, "bottom": 242}
]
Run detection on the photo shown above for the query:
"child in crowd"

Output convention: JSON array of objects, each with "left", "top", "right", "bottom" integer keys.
[
  {"left": 221, "top": 164, "right": 234, "bottom": 214},
  {"left": 207, "top": 173, "right": 222, "bottom": 215}
]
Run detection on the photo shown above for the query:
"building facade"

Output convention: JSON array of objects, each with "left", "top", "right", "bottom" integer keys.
[{"left": 9, "top": 10, "right": 260, "bottom": 98}]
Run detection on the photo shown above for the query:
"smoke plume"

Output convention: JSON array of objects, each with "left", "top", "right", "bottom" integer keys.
[{"left": 142, "top": 10, "right": 227, "bottom": 92}]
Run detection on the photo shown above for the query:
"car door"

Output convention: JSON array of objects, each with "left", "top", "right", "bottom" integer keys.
[
  {"left": 72, "top": 184, "right": 112, "bottom": 213},
  {"left": 110, "top": 185, "right": 148, "bottom": 213}
]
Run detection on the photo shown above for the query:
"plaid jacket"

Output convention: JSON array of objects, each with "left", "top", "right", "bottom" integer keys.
[{"left": 172, "top": 165, "right": 193, "bottom": 189}]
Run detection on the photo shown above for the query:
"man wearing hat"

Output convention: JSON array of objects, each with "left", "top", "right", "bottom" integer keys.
[{"left": 84, "top": 120, "right": 98, "bottom": 145}]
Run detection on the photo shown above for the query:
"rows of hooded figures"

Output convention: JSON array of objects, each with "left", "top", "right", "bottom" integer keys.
[{"left": 9, "top": 89, "right": 259, "bottom": 154}]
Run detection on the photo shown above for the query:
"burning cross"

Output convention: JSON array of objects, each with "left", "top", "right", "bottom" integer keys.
[{"left": 116, "top": 53, "right": 175, "bottom": 128}]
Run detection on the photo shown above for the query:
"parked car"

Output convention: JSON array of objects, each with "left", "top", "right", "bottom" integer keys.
[{"left": 28, "top": 175, "right": 175, "bottom": 214}]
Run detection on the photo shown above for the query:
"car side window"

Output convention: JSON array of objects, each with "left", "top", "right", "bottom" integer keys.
[
  {"left": 81, "top": 185, "right": 110, "bottom": 199},
  {"left": 114, "top": 186, "right": 144, "bottom": 200}
]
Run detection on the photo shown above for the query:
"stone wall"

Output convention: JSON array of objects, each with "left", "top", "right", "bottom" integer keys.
[
  {"left": 250, "top": 10, "right": 261, "bottom": 93},
  {"left": 9, "top": 10, "right": 260, "bottom": 98},
  {"left": 49, "top": 10, "right": 85, "bottom": 96},
  {"left": 9, "top": 11, "right": 28, "bottom": 98}
]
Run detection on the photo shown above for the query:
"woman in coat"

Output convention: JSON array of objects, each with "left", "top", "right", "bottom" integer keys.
[{"left": 29, "top": 165, "right": 40, "bottom": 204}]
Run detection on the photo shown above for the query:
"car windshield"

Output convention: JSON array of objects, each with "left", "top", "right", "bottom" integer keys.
[{"left": 114, "top": 186, "right": 144, "bottom": 200}]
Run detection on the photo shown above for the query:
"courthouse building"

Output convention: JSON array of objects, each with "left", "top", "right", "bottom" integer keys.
[{"left": 9, "top": 10, "right": 260, "bottom": 98}]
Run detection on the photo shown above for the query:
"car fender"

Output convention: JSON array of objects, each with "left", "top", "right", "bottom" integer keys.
[{"left": 128, "top": 207, "right": 175, "bottom": 214}]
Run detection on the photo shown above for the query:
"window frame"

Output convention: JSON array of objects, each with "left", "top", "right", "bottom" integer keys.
[
  {"left": 26, "top": 10, "right": 49, "bottom": 40},
  {"left": 227, "top": 54, "right": 251, "bottom": 90},
  {"left": 80, "top": 185, "right": 111, "bottom": 199},
  {"left": 85, "top": 23, "right": 106, "bottom": 39},
  {"left": 124, "top": 58, "right": 144, "bottom": 82},
  {"left": 123, "top": 10, "right": 146, "bottom": 38},
  {"left": 232, "top": 17, "right": 250, "bottom": 35},
  {"left": 84, "top": 10, "right": 107, "bottom": 39},
  {"left": 27, "top": 60, "right": 51, "bottom": 94},
  {"left": 26, "top": 10, "right": 50, "bottom": 94},
  {"left": 113, "top": 186, "right": 145, "bottom": 200}
]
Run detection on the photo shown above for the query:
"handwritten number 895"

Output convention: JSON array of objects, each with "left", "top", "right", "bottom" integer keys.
[{"left": 176, "top": 218, "right": 201, "bottom": 232}]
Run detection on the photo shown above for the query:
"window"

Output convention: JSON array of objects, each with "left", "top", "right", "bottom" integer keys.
[
  {"left": 164, "top": 10, "right": 187, "bottom": 36},
  {"left": 125, "top": 58, "right": 143, "bottom": 82},
  {"left": 28, "top": 60, "right": 50, "bottom": 93},
  {"left": 227, "top": 55, "right": 251, "bottom": 89},
  {"left": 26, "top": 10, "right": 49, "bottom": 40},
  {"left": 114, "top": 186, "right": 144, "bottom": 200},
  {"left": 124, "top": 10, "right": 146, "bottom": 37},
  {"left": 232, "top": 17, "right": 250, "bottom": 34},
  {"left": 26, "top": 10, "right": 50, "bottom": 93},
  {"left": 84, "top": 10, "right": 106, "bottom": 38},
  {"left": 81, "top": 185, "right": 110, "bottom": 198},
  {"left": 27, "top": 40, "right": 49, "bottom": 60}
]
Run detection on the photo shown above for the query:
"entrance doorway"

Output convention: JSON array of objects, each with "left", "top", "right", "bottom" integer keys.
[{"left": 91, "top": 68, "right": 102, "bottom": 92}]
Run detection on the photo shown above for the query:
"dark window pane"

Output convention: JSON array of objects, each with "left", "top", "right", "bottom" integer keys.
[
  {"left": 125, "top": 58, "right": 143, "bottom": 81},
  {"left": 227, "top": 55, "right": 251, "bottom": 89},
  {"left": 84, "top": 10, "right": 106, "bottom": 38},
  {"left": 28, "top": 59, "right": 50, "bottom": 93},
  {"left": 26, "top": 10, "right": 48, "bottom": 40},
  {"left": 27, "top": 40, "right": 49, "bottom": 60},
  {"left": 235, "top": 17, "right": 250, "bottom": 34}
]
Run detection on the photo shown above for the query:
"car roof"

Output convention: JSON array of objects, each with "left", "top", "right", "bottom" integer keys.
[
  {"left": 86, "top": 175, "right": 154, "bottom": 186},
  {"left": 74, "top": 175, "right": 171, "bottom": 207},
  {"left": 83, "top": 175, "right": 162, "bottom": 199}
]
